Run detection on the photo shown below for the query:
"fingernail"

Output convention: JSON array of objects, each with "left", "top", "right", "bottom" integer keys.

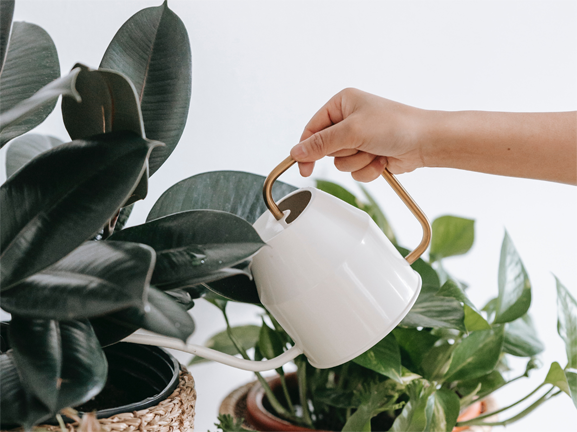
[{"left": 291, "top": 144, "right": 308, "bottom": 159}]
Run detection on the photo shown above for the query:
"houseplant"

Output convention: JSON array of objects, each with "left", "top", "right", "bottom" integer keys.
[
  {"left": 0, "top": 1, "right": 291, "bottom": 429},
  {"left": 186, "top": 180, "right": 577, "bottom": 432}
]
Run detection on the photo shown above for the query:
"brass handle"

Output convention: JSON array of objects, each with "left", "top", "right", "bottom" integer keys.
[{"left": 263, "top": 155, "right": 431, "bottom": 264}]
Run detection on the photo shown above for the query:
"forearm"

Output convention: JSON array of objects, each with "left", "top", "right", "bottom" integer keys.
[{"left": 421, "top": 110, "right": 577, "bottom": 185}]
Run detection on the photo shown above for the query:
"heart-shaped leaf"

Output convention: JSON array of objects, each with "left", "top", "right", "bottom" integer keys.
[
  {"left": 555, "top": 276, "right": 577, "bottom": 368},
  {"left": 1, "top": 241, "right": 155, "bottom": 320},
  {"left": 444, "top": 326, "right": 505, "bottom": 382},
  {"left": 0, "top": 131, "right": 160, "bottom": 289},
  {"left": 436, "top": 279, "right": 490, "bottom": 332},
  {"left": 544, "top": 361, "right": 570, "bottom": 395},
  {"left": 100, "top": 0, "right": 191, "bottom": 176},
  {"left": 494, "top": 231, "right": 531, "bottom": 324},
  {"left": 8, "top": 317, "right": 61, "bottom": 412},
  {"left": 147, "top": 170, "right": 297, "bottom": 223},
  {"left": 0, "top": 21, "right": 60, "bottom": 146},
  {"left": 258, "top": 320, "right": 285, "bottom": 360},
  {"left": 189, "top": 325, "right": 260, "bottom": 366},
  {"left": 5, "top": 133, "right": 63, "bottom": 178},
  {"left": 91, "top": 286, "right": 195, "bottom": 347},
  {"left": 426, "top": 389, "right": 460, "bottom": 432},
  {"left": 0, "top": 0, "right": 14, "bottom": 69},
  {"left": 503, "top": 314, "right": 544, "bottom": 357},
  {"left": 353, "top": 333, "right": 402, "bottom": 382},
  {"left": 110, "top": 210, "right": 264, "bottom": 287},
  {"left": 430, "top": 216, "right": 475, "bottom": 262},
  {"left": 0, "top": 351, "right": 52, "bottom": 430},
  {"left": 393, "top": 327, "right": 439, "bottom": 373}
]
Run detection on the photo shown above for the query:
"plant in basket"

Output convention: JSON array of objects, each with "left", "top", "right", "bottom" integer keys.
[{"left": 187, "top": 180, "right": 577, "bottom": 432}]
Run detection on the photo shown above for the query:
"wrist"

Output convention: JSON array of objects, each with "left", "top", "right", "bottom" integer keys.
[{"left": 415, "top": 109, "right": 451, "bottom": 168}]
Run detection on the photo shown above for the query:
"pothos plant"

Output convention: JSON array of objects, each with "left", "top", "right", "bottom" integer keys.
[
  {"left": 0, "top": 1, "right": 294, "bottom": 430},
  {"left": 196, "top": 181, "right": 577, "bottom": 432}
]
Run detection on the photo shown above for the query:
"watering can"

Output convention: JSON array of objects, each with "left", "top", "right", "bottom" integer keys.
[{"left": 125, "top": 156, "right": 431, "bottom": 371}]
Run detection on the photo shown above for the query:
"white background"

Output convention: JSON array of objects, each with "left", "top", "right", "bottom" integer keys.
[{"left": 1, "top": 0, "right": 576, "bottom": 431}]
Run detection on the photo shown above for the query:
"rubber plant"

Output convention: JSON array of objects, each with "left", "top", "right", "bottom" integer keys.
[
  {"left": 0, "top": 1, "right": 291, "bottom": 429},
  {"left": 187, "top": 180, "right": 577, "bottom": 432}
]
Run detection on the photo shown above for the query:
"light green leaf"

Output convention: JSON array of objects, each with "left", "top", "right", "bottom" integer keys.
[
  {"left": 315, "top": 180, "right": 360, "bottom": 208},
  {"left": 503, "top": 314, "right": 544, "bottom": 357},
  {"left": 353, "top": 333, "right": 402, "bottom": 382},
  {"left": 359, "top": 184, "right": 397, "bottom": 244},
  {"left": 258, "top": 320, "right": 285, "bottom": 360},
  {"left": 555, "top": 276, "right": 577, "bottom": 368},
  {"left": 445, "top": 326, "right": 505, "bottom": 382},
  {"left": 390, "top": 381, "right": 434, "bottom": 432},
  {"left": 421, "top": 342, "right": 455, "bottom": 382},
  {"left": 5, "top": 134, "right": 63, "bottom": 178},
  {"left": 494, "top": 232, "right": 531, "bottom": 324},
  {"left": 544, "top": 361, "right": 570, "bottom": 395},
  {"left": 565, "top": 369, "right": 577, "bottom": 409},
  {"left": 425, "top": 389, "right": 460, "bottom": 432},
  {"left": 430, "top": 216, "right": 475, "bottom": 262},
  {"left": 0, "top": 22, "right": 62, "bottom": 146},
  {"left": 189, "top": 325, "right": 260, "bottom": 365},
  {"left": 436, "top": 279, "right": 490, "bottom": 331}
]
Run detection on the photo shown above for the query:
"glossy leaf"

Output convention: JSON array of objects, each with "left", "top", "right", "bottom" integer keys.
[
  {"left": 394, "top": 327, "right": 440, "bottom": 372},
  {"left": 555, "top": 276, "right": 577, "bottom": 368},
  {"left": 5, "top": 133, "right": 63, "bottom": 178},
  {"left": 430, "top": 216, "right": 475, "bottom": 262},
  {"left": 421, "top": 341, "right": 455, "bottom": 381},
  {"left": 189, "top": 325, "right": 260, "bottom": 365},
  {"left": 359, "top": 184, "right": 397, "bottom": 244},
  {"left": 436, "top": 279, "right": 490, "bottom": 331},
  {"left": 445, "top": 326, "right": 505, "bottom": 382},
  {"left": 390, "top": 381, "right": 434, "bottom": 432},
  {"left": 566, "top": 370, "right": 577, "bottom": 409},
  {"left": 205, "top": 272, "right": 261, "bottom": 304},
  {"left": 148, "top": 170, "right": 297, "bottom": 223},
  {"left": 494, "top": 232, "right": 531, "bottom": 324},
  {"left": 503, "top": 314, "right": 544, "bottom": 357},
  {"left": 425, "top": 389, "right": 460, "bottom": 432},
  {"left": 258, "top": 320, "right": 285, "bottom": 359},
  {"left": 544, "top": 361, "right": 570, "bottom": 396},
  {"left": 456, "top": 370, "right": 506, "bottom": 406},
  {"left": 0, "top": 352, "right": 51, "bottom": 430},
  {"left": 1, "top": 241, "right": 154, "bottom": 320},
  {"left": 353, "top": 333, "right": 402, "bottom": 382},
  {"left": 155, "top": 262, "right": 251, "bottom": 292},
  {"left": 114, "top": 204, "right": 134, "bottom": 232},
  {"left": 0, "top": 131, "right": 160, "bottom": 289},
  {"left": 109, "top": 210, "right": 264, "bottom": 287},
  {"left": 8, "top": 317, "right": 61, "bottom": 412},
  {"left": 100, "top": 0, "right": 192, "bottom": 175},
  {"left": 0, "top": 0, "right": 14, "bottom": 69},
  {"left": 0, "top": 22, "right": 61, "bottom": 146},
  {"left": 91, "top": 287, "right": 195, "bottom": 347},
  {"left": 402, "top": 289, "right": 465, "bottom": 331}
]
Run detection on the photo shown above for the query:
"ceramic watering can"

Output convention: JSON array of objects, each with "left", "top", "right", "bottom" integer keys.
[{"left": 124, "top": 156, "right": 431, "bottom": 372}]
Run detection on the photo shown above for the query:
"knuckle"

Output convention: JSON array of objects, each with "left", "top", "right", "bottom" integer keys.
[{"left": 309, "top": 133, "right": 327, "bottom": 156}]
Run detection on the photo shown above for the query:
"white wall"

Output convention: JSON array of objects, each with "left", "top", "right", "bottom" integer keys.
[{"left": 2, "top": 0, "right": 576, "bottom": 431}]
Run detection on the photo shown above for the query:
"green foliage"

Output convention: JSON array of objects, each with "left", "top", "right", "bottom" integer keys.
[
  {"left": 436, "top": 279, "right": 490, "bottom": 332},
  {"left": 503, "top": 314, "right": 544, "bottom": 357},
  {"left": 5, "top": 134, "right": 63, "bottom": 178},
  {"left": 353, "top": 333, "right": 402, "bottom": 383},
  {"left": 214, "top": 414, "right": 249, "bottom": 432},
  {"left": 430, "top": 215, "right": 475, "bottom": 262},
  {"left": 189, "top": 325, "right": 260, "bottom": 365},
  {"left": 555, "top": 276, "right": 577, "bottom": 368}
]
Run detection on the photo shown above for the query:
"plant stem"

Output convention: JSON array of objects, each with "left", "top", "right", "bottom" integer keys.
[
  {"left": 459, "top": 371, "right": 528, "bottom": 410},
  {"left": 456, "top": 387, "right": 558, "bottom": 427},
  {"left": 295, "top": 356, "right": 314, "bottom": 428},
  {"left": 278, "top": 369, "right": 296, "bottom": 415},
  {"left": 337, "top": 362, "right": 350, "bottom": 391},
  {"left": 220, "top": 308, "right": 303, "bottom": 424}
]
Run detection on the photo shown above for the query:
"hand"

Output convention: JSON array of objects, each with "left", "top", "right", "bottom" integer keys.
[{"left": 290, "top": 88, "right": 428, "bottom": 182}]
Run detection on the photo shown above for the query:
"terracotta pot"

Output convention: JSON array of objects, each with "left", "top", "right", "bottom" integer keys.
[{"left": 220, "top": 373, "right": 496, "bottom": 432}]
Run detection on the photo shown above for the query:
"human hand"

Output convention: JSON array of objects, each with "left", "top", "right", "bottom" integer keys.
[{"left": 290, "top": 88, "right": 428, "bottom": 182}]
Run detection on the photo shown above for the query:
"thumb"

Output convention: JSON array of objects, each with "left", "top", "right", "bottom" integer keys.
[{"left": 290, "top": 122, "right": 353, "bottom": 162}]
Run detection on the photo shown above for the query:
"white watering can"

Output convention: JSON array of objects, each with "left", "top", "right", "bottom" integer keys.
[{"left": 125, "top": 156, "right": 431, "bottom": 371}]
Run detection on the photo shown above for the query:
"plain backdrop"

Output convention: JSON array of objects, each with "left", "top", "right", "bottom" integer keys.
[{"left": 1, "top": 0, "right": 576, "bottom": 431}]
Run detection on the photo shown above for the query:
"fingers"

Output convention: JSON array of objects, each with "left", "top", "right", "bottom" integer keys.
[
  {"left": 297, "top": 161, "right": 315, "bottom": 177},
  {"left": 351, "top": 156, "right": 388, "bottom": 183},
  {"left": 334, "top": 151, "right": 375, "bottom": 173},
  {"left": 299, "top": 92, "right": 347, "bottom": 142},
  {"left": 291, "top": 120, "right": 356, "bottom": 163}
]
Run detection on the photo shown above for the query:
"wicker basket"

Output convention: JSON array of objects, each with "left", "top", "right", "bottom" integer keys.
[{"left": 11, "top": 367, "right": 197, "bottom": 432}]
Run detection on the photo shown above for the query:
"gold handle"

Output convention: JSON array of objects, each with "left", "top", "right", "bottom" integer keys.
[{"left": 263, "top": 155, "right": 431, "bottom": 264}]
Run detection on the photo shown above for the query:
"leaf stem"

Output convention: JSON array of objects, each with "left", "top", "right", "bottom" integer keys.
[
  {"left": 295, "top": 356, "right": 314, "bottom": 428},
  {"left": 459, "top": 371, "right": 527, "bottom": 410},
  {"left": 278, "top": 369, "right": 296, "bottom": 415}
]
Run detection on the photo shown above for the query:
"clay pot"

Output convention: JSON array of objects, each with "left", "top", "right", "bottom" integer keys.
[{"left": 220, "top": 373, "right": 495, "bottom": 432}]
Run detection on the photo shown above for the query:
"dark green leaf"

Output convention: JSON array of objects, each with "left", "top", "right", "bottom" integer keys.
[
  {"left": 425, "top": 389, "right": 460, "bottom": 432},
  {"left": 8, "top": 317, "right": 61, "bottom": 412},
  {"left": 494, "top": 232, "right": 531, "bottom": 324},
  {"left": 421, "top": 341, "right": 455, "bottom": 381},
  {"left": 0, "top": 132, "right": 160, "bottom": 289},
  {"left": 1, "top": 241, "right": 154, "bottom": 320},
  {"left": 359, "top": 184, "right": 397, "bottom": 244},
  {"left": 555, "top": 276, "right": 577, "bottom": 368},
  {"left": 445, "top": 326, "right": 505, "bottom": 382},
  {"left": 155, "top": 263, "right": 251, "bottom": 292},
  {"left": 402, "top": 292, "right": 465, "bottom": 331},
  {"left": 503, "top": 314, "right": 544, "bottom": 357},
  {"left": 353, "top": 333, "right": 402, "bottom": 382},
  {"left": 110, "top": 210, "right": 264, "bottom": 288},
  {"left": 436, "top": 279, "right": 490, "bottom": 331},
  {"left": 100, "top": 0, "right": 192, "bottom": 175},
  {"left": 164, "top": 289, "right": 196, "bottom": 310},
  {"left": 455, "top": 370, "right": 505, "bottom": 406},
  {"left": 390, "top": 381, "right": 433, "bottom": 432},
  {"left": 0, "top": 0, "right": 14, "bottom": 70},
  {"left": 313, "top": 389, "right": 357, "bottom": 409},
  {"left": 91, "top": 287, "right": 195, "bottom": 347},
  {"left": 147, "top": 170, "right": 297, "bottom": 223},
  {"left": 315, "top": 180, "right": 360, "bottom": 208},
  {"left": 258, "top": 320, "right": 285, "bottom": 360},
  {"left": 114, "top": 204, "right": 134, "bottom": 232},
  {"left": 205, "top": 273, "right": 261, "bottom": 304},
  {"left": 189, "top": 325, "right": 260, "bottom": 365},
  {"left": 5, "top": 133, "right": 63, "bottom": 178},
  {"left": 430, "top": 216, "right": 475, "bottom": 262},
  {"left": 0, "top": 22, "right": 61, "bottom": 146},
  {"left": 394, "top": 327, "right": 440, "bottom": 372},
  {"left": 0, "top": 352, "right": 51, "bottom": 430}
]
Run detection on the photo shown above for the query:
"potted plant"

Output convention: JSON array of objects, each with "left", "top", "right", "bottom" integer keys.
[
  {"left": 185, "top": 180, "right": 577, "bottom": 432},
  {"left": 1, "top": 1, "right": 288, "bottom": 430}
]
